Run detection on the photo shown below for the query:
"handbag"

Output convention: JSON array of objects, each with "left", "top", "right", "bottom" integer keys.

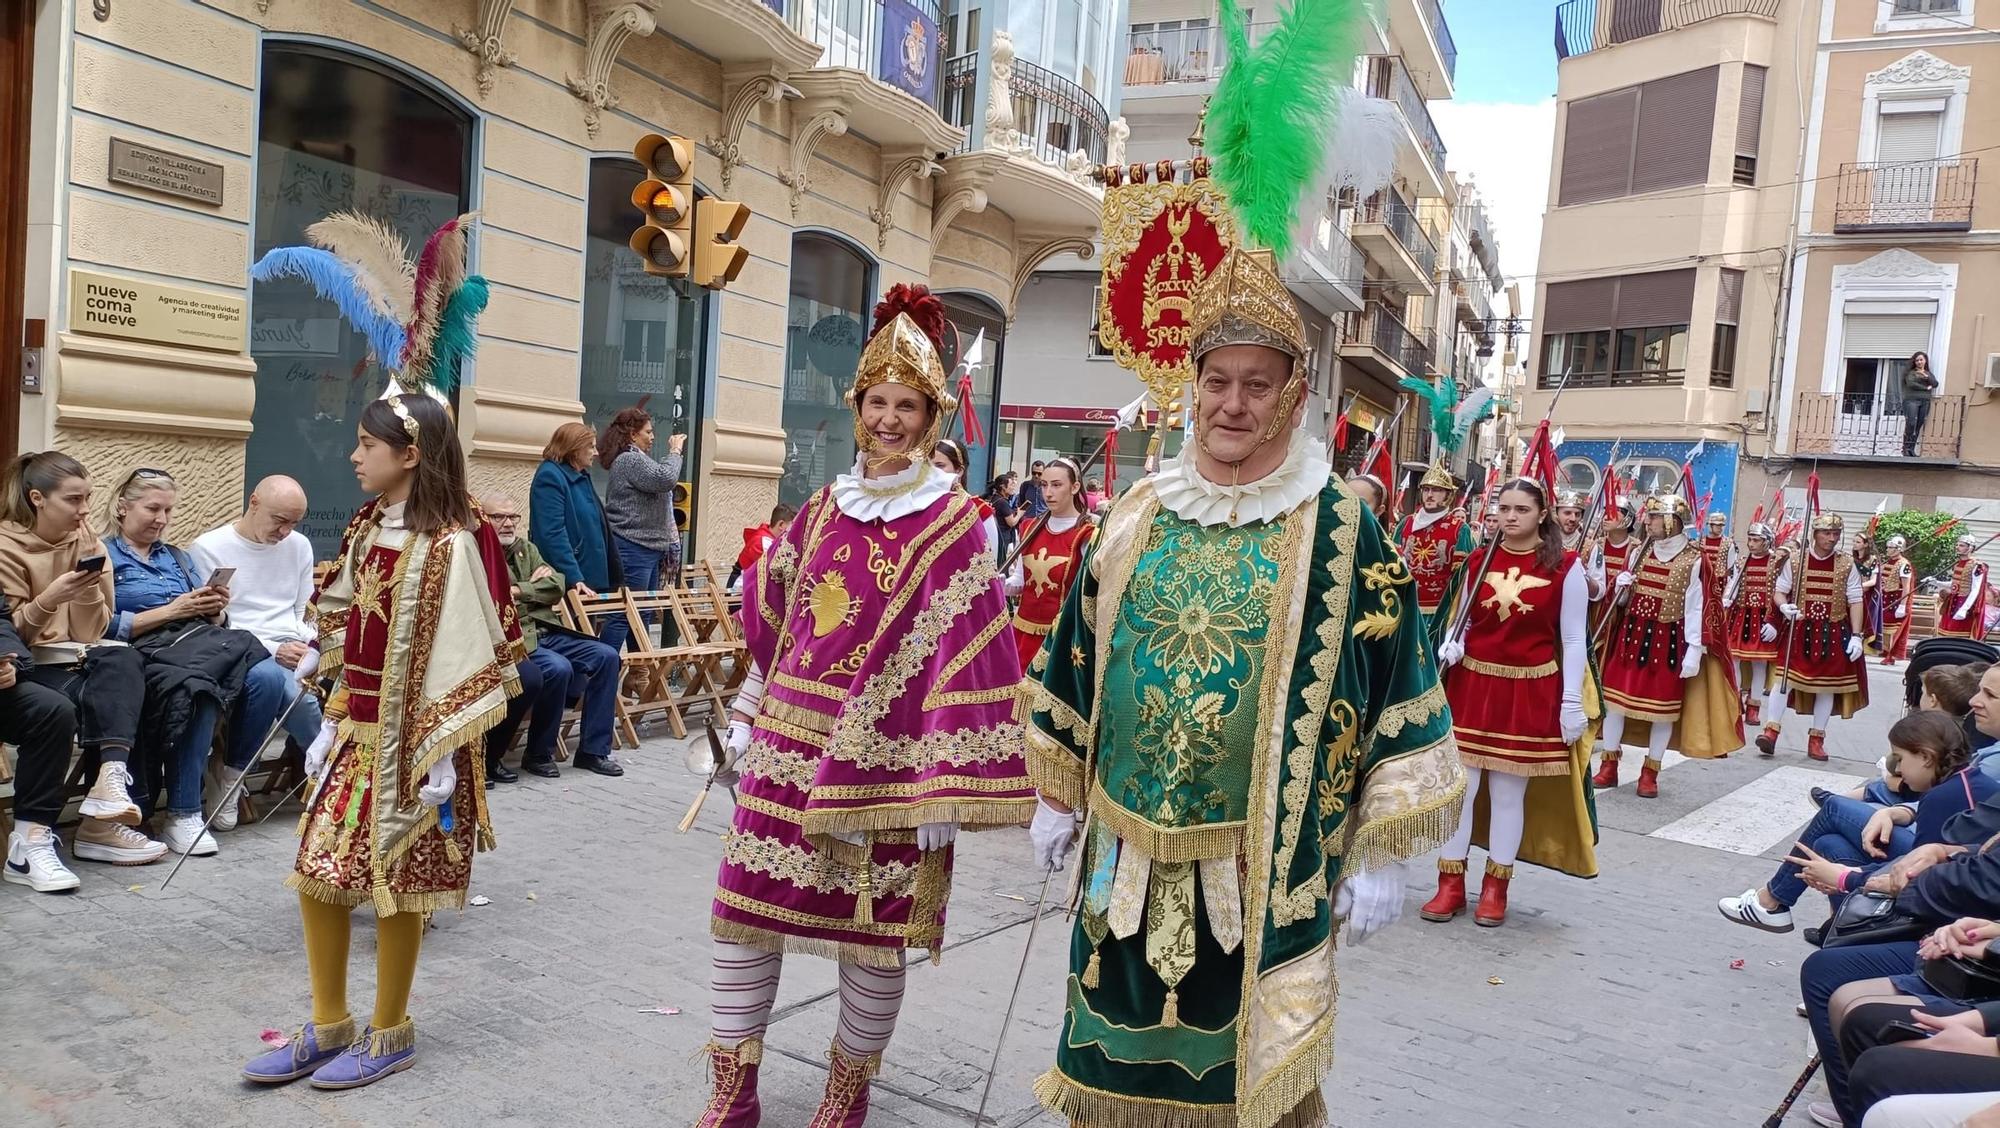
[
  {"left": 1920, "top": 942, "right": 2000, "bottom": 1002},
  {"left": 1819, "top": 890, "right": 1930, "bottom": 949}
]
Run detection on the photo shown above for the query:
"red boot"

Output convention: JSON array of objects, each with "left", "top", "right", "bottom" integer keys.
[
  {"left": 1474, "top": 863, "right": 1512, "bottom": 927},
  {"left": 1808, "top": 729, "right": 1828, "bottom": 762},
  {"left": 1636, "top": 759, "right": 1661, "bottom": 799},
  {"left": 694, "top": 1038, "right": 763, "bottom": 1128},
  {"left": 1591, "top": 754, "right": 1620, "bottom": 789},
  {"left": 807, "top": 1041, "right": 881, "bottom": 1128},
  {"left": 1745, "top": 700, "right": 1761, "bottom": 727},
  {"left": 1420, "top": 864, "right": 1467, "bottom": 923},
  {"left": 1754, "top": 724, "right": 1781, "bottom": 756}
]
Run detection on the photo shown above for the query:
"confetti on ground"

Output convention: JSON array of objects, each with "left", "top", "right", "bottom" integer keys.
[
  {"left": 1729, "top": 959, "right": 1747, "bottom": 970},
  {"left": 469, "top": 895, "right": 492, "bottom": 907},
  {"left": 1487, "top": 977, "right": 1504, "bottom": 986},
  {"left": 127, "top": 884, "right": 144, "bottom": 893},
  {"left": 995, "top": 893, "right": 1026, "bottom": 902},
  {"left": 259, "top": 1029, "right": 290, "bottom": 1048},
  {"left": 636, "top": 1006, "right": 681, "bottom": 1016},
  {"left": 525, "top": 891, "right": 538, "bottom": 902}
]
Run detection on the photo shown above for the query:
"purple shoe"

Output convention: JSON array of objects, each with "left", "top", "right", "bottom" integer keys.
[
  {"left": 309, "top": 1021, "right": 415, "bottom": 1090},
  {"left": 242, "top": 1019, "right": 354, "bottom": 1084}
]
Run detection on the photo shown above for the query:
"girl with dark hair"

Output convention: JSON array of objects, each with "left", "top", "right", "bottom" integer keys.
[
  {"left": 599, "top": 405, "right": 684, "bottom": 619},
  {"left": 1006, "top": 457, "right": 1094, "bottom": 673},
  {"left": 1902, "top": 349, "right": 1937, "bottom": 457},
  {"left": 244, "top": 393, "right": 519, "bottom": 1091},
  {"left": 982, "top": 470, "right": 1021, "bottom": 564},
  {"left": 929, "top": 438, "right": 996, "bottom": 549},
  {"left": 1423, "top": 477, "right": 1596, "bottom": 927}
]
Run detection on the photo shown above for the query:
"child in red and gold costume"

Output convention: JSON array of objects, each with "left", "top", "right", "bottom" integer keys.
[
  {"left": 1396, "top": 461, "right": 1475, "bottom": 654},
  {"left": 1936, "top": 535, "right": 1990, "bottom": 641},
  {"left": 1875, "top": 535, "right": 1913, "bottom": 662},
  {"left": 1724, "top": 521, "right": 1784, "bottom": 726},
  {"left": 1753, "top": 513, "right": 1868, "bottom": 762},
  {"left": 1423, "top": 478, "right": 1597, "bottom": 928},
  {"left": 1007, "top": 457, "right": 1096, "bottom": 673},
  {"left": 1590, "top": 494, "right": 1742, "bottom": 798}
]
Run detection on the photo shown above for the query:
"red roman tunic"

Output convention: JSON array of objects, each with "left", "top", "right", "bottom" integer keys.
[
  {"left": 1445, "top": 547, "right": 1575, "bottom": 777},
  {"left": 1782, "top": 551, "right": 1865, "bottom": 695},
  {"left": 1396, "top": 511, "right": 1471, "bottom": 617},
  {"left": 1937, "top": 557, "right": 1989, "bottom": 640},
  {"left": 1879, "top": 556, "right": 1913, "bottom": 659},
  {"left": 1728, "top": 549, "right": 1783, "bottom": 661},
  {"left": 1699, "top": 533, "right": 1733, "bottom": 659},
  {"left": 1013, "top": 519, "right": 1096, "bottom": 673},
  {"left": 1600, "top": 542, "right": 1701, "bottom": 722}
]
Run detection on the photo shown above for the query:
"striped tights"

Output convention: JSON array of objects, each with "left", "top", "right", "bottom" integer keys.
[{"left": 708, "top": 940, "right": 907, "bottom": 1056}]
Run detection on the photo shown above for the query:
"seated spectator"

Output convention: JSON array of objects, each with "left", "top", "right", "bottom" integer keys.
[
  {"left": 188, "top": 475, "right": 326, "bottom": 831},
  {"left": 0, "top": 451, "right": 160, "bottom": 866},
  {"left": 1720, "top": 711, "right": 1985, "bottom": 935},
  {"left": 485, "top": 492, "right": 624, "bottom": 778},
  {"left": 530, "top": 422, "right": 626, "bottom": 647},
  {"left": 104, "top": 468, "right": 273, "bottom": 859},
  {"left": 730, "top": 503, "right": 795, "bottom": 593},
  {"left": 0, "top": 589, "right": 81, "bottom": 893}
]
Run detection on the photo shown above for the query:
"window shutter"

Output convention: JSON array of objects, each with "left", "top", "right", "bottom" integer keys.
[
  {"left": 1542, "top": 277, "right": 1619, "bottom": 332},
  {"left": 1632, "top": 66, "right": 1719, "bottom": 193},
  {"left": 1877, "top": 110, "right": 1942, "bottom": 164},
  {"left": 1612, "top": 268, "right": 1696, "bottom": 327},
  {"left": 1737, "top": 65, "right": 1766, "bottom": 158},
  {"left": 1716, "top": 269, "right": 1744, "bottom": 324},
  {"left": 1842, "top": 313, "right": 1935, "bottom": 357},
  {"left": 1558, "top": 88, "right": 1639, "bottom": 206}
]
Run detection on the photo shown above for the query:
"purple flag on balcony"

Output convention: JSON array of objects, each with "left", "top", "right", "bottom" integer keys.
[
  {"left": 876, "top": 0, "right": 938, "bottom": 103},
  {"left": 761, "top": 0, "right": 784, "bottom": 13}
]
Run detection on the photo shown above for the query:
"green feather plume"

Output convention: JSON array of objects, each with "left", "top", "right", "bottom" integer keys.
[
  {"left": 1205, "top": 0, "right": 1371, "bottom": 259},
  {"left": 423, "top": 276, "right": 489, "bottom": 394},
  {"left": 1399, "top": 375, "right": 1464, "bottom": 455}
]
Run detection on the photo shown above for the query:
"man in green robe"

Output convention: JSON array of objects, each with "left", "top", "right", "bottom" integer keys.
[{"left": 1025, "top": 245, "right": 1466, "bottom": 1128}]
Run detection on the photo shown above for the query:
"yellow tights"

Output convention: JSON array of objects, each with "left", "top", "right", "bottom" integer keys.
[{"left": 298, "top": 893, "right": 426, "bottom": 1031}]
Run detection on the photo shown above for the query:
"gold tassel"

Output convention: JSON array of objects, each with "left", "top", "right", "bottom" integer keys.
[
  {"left": 478, "top": 825, "right": 497, "bottom": 852},
  {"left": 1081, "top": 948, "right": 1102, "bottom": 989},
  {"left": 1160, "top": 988, "right": 1179, "bottom": 1029},
  {"left": 372, "top": 877, "right": 398, "bottom": 918},
  {"left": 853, "top": 858, "right": 875, "bottom": 926},
  {"left": 1436, "top": 858, "right": 1466, "bottom": 876},
  {"left": 443, "top": 837, "right": 463, "bottom": 865}
]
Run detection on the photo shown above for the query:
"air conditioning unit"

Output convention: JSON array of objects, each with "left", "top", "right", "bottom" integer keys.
[{"left": 1985, "top": 353, "right": 2000, "bottom": 389}]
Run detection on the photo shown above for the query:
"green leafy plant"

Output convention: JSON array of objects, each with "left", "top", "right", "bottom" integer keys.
[{"left": 1874, "top": 510, "right": 1962, "bottom": 581}]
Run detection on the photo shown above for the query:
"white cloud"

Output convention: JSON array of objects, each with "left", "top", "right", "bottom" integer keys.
[{"left": 1433, "top": 100, "right": 1558, "bottom": 317}]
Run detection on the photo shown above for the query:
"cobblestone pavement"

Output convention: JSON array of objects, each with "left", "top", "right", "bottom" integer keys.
[{"left": 0, "top": 663, "right": 1920, "bottom": 1127}]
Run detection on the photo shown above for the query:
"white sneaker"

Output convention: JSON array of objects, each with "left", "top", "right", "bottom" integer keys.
[
  {"left": 205, "top": 761, "right": 245, "bottom": 832},
  {"left": 72, "top": 820, "right": 169, "bottom": 866},
  {"left": 161, "top": 812, "right": 218, "bottom": 858},
  {"left": 1807, "top": 1100, "right": 1841, "bottom": 1127},
  {"left": 1717, "top": 887, "right": 1794, "bottom": 933},
  {"left": 4, "top": 822, "right": 80, "bottom": 892},
  {"left": 78, "top": 761, "right": 143, "bottom": 826}
]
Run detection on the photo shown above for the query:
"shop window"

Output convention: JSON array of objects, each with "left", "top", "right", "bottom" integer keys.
[
  {"left": 782, "top": 233, "right": 876, "bottom": 508},
  {"left": 249, "top": 43, "right": 472, "bottom": 552},
  {"left": 579, "top": 157, "right": 709, "bottom": 552},
  {"left": 1026, "top": 421, "right": 1179, "bottom": 495},
  {"left": 939, "top": 291, "right": 1007, "bottom": 489}
]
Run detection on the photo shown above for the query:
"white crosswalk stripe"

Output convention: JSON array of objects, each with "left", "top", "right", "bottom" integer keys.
[{"left": 1649, "top": 765, "right": 1870, "bottom": 857}]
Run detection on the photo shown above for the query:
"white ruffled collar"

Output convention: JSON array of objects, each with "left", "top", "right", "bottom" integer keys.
[
  {"left": 377, "top": 500, "right": 408, "bottom": 530},
  {"left": 1409, "top": 506, "right": 1451, "bottom": 532},
  {"left": 1152, "top": 430, "right": 1332, "bottom": 528},
  {"left": 1651, "top": 532, "right": 1690, "bottom": 562},
  {"left": 830, "top": 456, "right": 954, "bottom": 523}
]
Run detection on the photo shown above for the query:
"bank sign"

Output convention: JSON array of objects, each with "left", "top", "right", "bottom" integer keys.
[{"left": 68, "top": 269, "right": 247, "bottom": 353}]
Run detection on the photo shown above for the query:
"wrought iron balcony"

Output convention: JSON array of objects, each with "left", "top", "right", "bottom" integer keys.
[
  {"left": 1792, "top": 393, "right": 1964, "bottom": 464},
  {"left": 1833, "top": 159, "right": 1978, "bottom": 233},
  {"left": 1360, "top": 193, "right": 1438, "bottom": 280},
  {"left": 1340, "top": 301, "right": 1434, "bottom": 384},
  {"left": 1555, "top": 0, "right": 1781, "bottom": 60},
  {"left": 1002, "top": 55, "right": 1110, "bottom": 165},
  {"left": 1417, "top": 0, "right": 1458, "bottom": 85},
  {"left": 1365, "top": 55, "right": 1447, "bottom": 187},
  {"left": 785, "top": 0, "right": 947, "bottom": 109}
]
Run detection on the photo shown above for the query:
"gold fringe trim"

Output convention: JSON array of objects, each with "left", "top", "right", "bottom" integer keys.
[
  {"left": 311, "top": 1016, "right": 358, "bottom": 1049},
  {"left": 1485, "top": 860, "right": 1515, "bottom": 880},
  {"left": 285, "top": 872, "right": 469, "bottom": 915},
  {"left": 709, "top": 917, "right": 908, "bottom": 970},
  {"left": 396, "top": 699, "right": 510, "bottom": 839},
  {"left": 1460, "top": 655, "right": 1558, "bottom": 679},
  {"left": 794, "top": 795, "right": 1037, "bottom": 838},
  {"left": 1340, "top": 773, "right": 1467, "bottom": 882},
  {"left": 1027, "top": 725, "right": 1087, "bottom": 810},
  {"left": 1081, "top": 947, "right": 1102, "bottom": 989},
  {"left": 1436, "top": 858, "right": 1466, "bottom": 875},
  {"left": 1595, "top": 747, "right": 1622, "bottom": 762},
  {"left": 1458, "top": 752, "right": 1573, "bottom": 779},
  {"left": 366, "top": 1019, "right": 416, "bottom": 1057},
  {"left": 1086, "top": 777, "right": 1243, "bottom": 864},
  {"left": 1642, "top": 757, "right": 1664, "bottom": 772},
  {"left": 701, "top": 1035, "right": 764, "bottom": 1066},
  {"left": 1237, "top": 1028, "right": 1336, "bottom": 1128},
  {"left": 1033, "top": 1071, "right": 1328, "bottom": 1128}
]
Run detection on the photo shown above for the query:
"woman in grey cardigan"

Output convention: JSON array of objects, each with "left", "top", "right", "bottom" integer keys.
[{"left": 597, "top": 406, "right": 682, "bottom": 648}]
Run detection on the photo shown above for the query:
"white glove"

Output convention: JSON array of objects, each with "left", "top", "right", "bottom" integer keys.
[
  {"left": 916, "top": 822, "right": 958, "bottom": 851},
  {"left": 1679, "top": 644, "right": 1704, "bottom": 679},
  {"left": 1614, "top": 571, "right": 1635, "bottom": 591},
  {"left": 1560, "top": 699, "right": 1587, "bottom": 744},
  {"left": 1335, "top": 863, "right": 1405, "bottom": 944},
  {"left": 1723, "top": 597, "right": 1735, "bottom": 610},
  {"left": 1846, "top": 635, "right": 1864, "bottom": 662},
  {"left": 1780, "top": 603, "right": 1802, "bottom": 622},
  {"left": 1760, "top": 623, "right": 1778, "bottom": 643},
  {"left": 1437, "top": 639, "right": 1464, "bottom": 667},
  {"left": 1030, "top": 799, "right": 1080, "bottom": 871},
  {"left": 716, "top": 719, "right": 752, "bottom": 786},
  {"left": 304, "top": 718, "right": 338, "bottom": 779},
  {"left": 293, "top": 647, "right": 321, "bottom": 683},
  {"left": 418, "top": 759, "right": 456, "bottom": 808},
  {"left": 829, "top": 828, "right": 867, "bottom": 847}
]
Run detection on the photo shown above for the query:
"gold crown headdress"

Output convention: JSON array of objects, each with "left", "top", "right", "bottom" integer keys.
[
  {"left": 1812, "top": 512, "right": 1844, "bottom": 532},
  {"left": 1419, "top": 459, "right": 1457, "bottom": 492},
  {"left": 1644, "top": 492, "right": 1692, "bottom": 526},
  {"left": 845, "top": 284, "right": 958, "bottom": 467}
]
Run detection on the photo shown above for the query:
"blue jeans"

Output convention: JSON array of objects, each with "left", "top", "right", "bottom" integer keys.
[
  {"left": 539, "top": 628, "right": 621, "bottom": 760},
  {"left": 522, "top": 646, "right": 573, "bottom": 762},
  {"left": 602, "top": 533, "right": 668, "bottom": 652},
  {"left": 1771, "top": 794, "right": 1886, "bottom": 907},
  {"left": 167, "top": 657, "right": 323, "bottom": 815},
  {"left": 1802, "top": 940, "right": 1923, "bottom": 1124}
]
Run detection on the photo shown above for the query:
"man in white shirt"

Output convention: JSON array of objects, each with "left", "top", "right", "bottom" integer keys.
[{"left": 189, "top": 475, "right": 324, "bottom": 829}]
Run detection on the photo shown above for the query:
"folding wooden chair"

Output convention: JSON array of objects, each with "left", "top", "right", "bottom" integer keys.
[
  {"left": 562, "top": 591, "right": 644, "bottom": 749},
  {"left": 673, "top": 576, "right": 747, "bottom": 700},
  {"left": 619, "top": 587, "right": 737, "bottom": 735}
]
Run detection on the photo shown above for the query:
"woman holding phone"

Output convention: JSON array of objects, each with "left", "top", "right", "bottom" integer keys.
[
  {"left": 0, "top": 451, "right": 163, "bottom": 865},
  {"left": 103, "top": 468, "right": 281, "bottom": 860}
]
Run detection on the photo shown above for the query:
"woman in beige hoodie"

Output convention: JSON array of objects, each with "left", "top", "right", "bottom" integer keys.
[{"left": 0, "top": 451, "right": 164, "bottom": 866}]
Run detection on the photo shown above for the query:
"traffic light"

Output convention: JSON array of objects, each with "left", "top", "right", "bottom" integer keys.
[
  {"left": 629, "top": 133, "right": 694, "bottom": 277},
  {"left": 690, "top": 198, "right": 751, "bottom": 290}
]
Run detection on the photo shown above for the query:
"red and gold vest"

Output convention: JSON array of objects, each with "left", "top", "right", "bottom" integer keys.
[
  {"left": 1012, "top": 520, "right": 1097, "bottom": 638},
  {"left": 1627, "top": 542, "right": 1701, "bottom": 627},
  {"left": 1736, "top": 550, "right": 1779, "bottom": 612},
  {"left": 1950, "top": 556, "right": 1981, "bottom": 598},
  {"left": 1397, "top": 510, "right": 1468, "bottom": 614},
  {"left": 1880, "top": 556, "right": 1911, "bottom": 597},
  {"left": 1462, "top": 547, "right": 1572, "bottom": 675},
  {"left": 1798, "top": 550, "right": 1855, "bottom": 621}
]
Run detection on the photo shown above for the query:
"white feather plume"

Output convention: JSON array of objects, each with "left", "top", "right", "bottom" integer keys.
[
  {"left": 1452, "top": 386, "right": 1494, "bottom": 445},
  {"left": 1327, "top": 90, "right": 1405, "bottom": 198},
  {"left": 305, "top": 212, "right": 416, "bottom": 323}
]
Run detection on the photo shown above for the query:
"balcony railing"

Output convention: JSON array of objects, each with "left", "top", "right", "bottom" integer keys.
[
  {"left": 1008, "top": 55, "right": 1110, "bottom": 165},
  {"left": 1555, "top": 0, "right": 1781, "bottom": 60},
  {"left": 1361, "top": 193, "right": 1438, "bottom": 279},
  {"left": 1120, "top": 22, "right": 1276, "bottom": 86},
  {"left": 1366, "top": 55, "right": 1447, "bottom": 183},
  {"left": 1304, "top": 213, "right": 1363, "bottom": 283},
  {"left": 1417, "top": 0, "right": 1458, "bottom": 85},
  {"left": 1793, "top": 393, "right": 1964, "bottom": 463},
  {"left": 940, "top": 51, "right": 977, "bottom": 135},
  {"left": 1357, "top": 301, "right": 1434, "bottom": 378},
  {"left": 1834, "top": 159, "right": 1978, "bottom": 232},
  {"left": 786, "top": 0, "right": 946, "bottom": 108}
]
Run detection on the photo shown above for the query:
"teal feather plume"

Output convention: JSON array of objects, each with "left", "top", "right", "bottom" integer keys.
[
  {"left": 1398, "top": 375, "right": 1460, "bottom": 455},
  {"left": 422, "top": 276, "right": 489, "bottom": 393},
  {"left": 1205, "top": 0, "right": 1370, "bottom": 259}
]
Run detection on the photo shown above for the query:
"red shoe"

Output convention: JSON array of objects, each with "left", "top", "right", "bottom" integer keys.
[
  {"left": 1746, "top": 701, "right": 1761, "bottom": 727},
  {"left": 1474, "top": 866, "right": 1512, "bottom": 927},
  {"left": 1754, "top": 724, "right": 1781, "bottom": 756},
  {"left": 1636, "top": 761, "right": 1660, "bottom": 799},
  {"left": 1808, "top": 730, "right": 1828, "bottom": 762},
  {"left": 695, "top": 1038, "right": 763, "bottom": 1128},
  {"left": 1420, "top": 868, "right": 1467, "bottom": 923},
  {"left": 806, "top": 1041, "right": 880, "bottom": 1128},
  {"left": 1591, "top": 755, "right": 1620, "bottom": 789}
]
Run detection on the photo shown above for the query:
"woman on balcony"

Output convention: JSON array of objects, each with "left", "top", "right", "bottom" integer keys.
[{"left": 1902, "top": 351, "right": 1937, "bottom": 459}]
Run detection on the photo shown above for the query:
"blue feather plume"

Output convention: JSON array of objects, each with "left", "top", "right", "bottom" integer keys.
[
  {"left": 250, "top": 246, "right": 408, "bottom": 369},
  {"left": 422, "top": 276, "right": 490, "bottom": 394}
]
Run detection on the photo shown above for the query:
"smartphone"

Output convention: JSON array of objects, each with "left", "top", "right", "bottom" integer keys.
[
  {"left": 74, "top": 555, "right": 106, "bottom": 574},
  {"left": 207, "top": 567, "right": 237, "bottom": 590},
  {"left": 1880, "top": 1020, "right": 1931, "bottom": 1044}
]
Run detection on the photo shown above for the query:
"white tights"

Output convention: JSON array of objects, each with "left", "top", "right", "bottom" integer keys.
[
  {"left": 1764, "top": 686, "right": 1836, "bottom": 730},
  {"left": 708, "top": 940, "right": 908, "bottom": 1057},
  {"left": 1439, "top": 767, "right": 1530, "bottom": 868},
  {"left": 1598, "top": 708, "right": 1672, "bottom": 762},
  {"left": 1746, "top": 661, "right": 1767, "bottom": 696}
]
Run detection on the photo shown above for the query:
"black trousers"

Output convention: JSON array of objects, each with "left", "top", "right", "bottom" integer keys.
[
  {"left": 16, "top": 646, "right": 145, "bottom": 823},
  {"left": 4, "top": 678, "right": 81, "bottom": 827},
  {"left": 483, "top": 657, "right": 544, "bottom": 765},
  {"left": 1844, "top": 1001, "right": 2000, "bottom": 1118},
  {"left": 1903, "top": 397, "right": 1934, "bottom": 455}
]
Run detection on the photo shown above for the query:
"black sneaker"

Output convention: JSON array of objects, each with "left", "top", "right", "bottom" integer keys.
[{"left": 575, "top": 754, "right": 625, "bottom": 777}]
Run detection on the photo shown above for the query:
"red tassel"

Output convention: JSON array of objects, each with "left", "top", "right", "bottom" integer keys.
[
  {"left": 957, "top": 372, "right": 984, "bottom": 447},
  {"left": 1331, "top": 411, "right": 1349, "bottom": 451},
  {"left": 1103, "top": 426, "right": 1118, "bottom": 495}
]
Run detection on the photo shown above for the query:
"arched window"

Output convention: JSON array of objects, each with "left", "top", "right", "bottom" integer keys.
[
  {"left": 248, "top": 43, "right": 473, "bottom": 552},
  {"left": 782, "top": 233, "right": 875, "bottom": 508}
]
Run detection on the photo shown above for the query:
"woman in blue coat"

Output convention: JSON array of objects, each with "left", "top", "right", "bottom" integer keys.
[{"left": 529, "top": 422, "right": 627, "bottom": 647}]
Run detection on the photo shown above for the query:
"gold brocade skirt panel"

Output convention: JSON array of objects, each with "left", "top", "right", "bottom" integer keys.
[{"left": 289, "top": 739, "right": 477, "bottom": 915}]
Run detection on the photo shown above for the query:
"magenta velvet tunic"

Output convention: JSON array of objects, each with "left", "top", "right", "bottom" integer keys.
[{"left": 711, "top": 484, "right": 1034, "bottom": 967}]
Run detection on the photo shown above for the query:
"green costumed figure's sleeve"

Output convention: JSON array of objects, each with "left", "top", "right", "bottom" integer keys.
[{"left": 1024, "top": 537, "right": 1100, "bottom": 811}]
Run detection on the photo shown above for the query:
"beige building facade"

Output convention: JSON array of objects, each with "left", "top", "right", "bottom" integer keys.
[{"left": 8, "top": 0, "right": 1103, "bottom": 560}]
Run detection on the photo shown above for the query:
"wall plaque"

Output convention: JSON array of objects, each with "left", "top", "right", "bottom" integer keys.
[
  {"left": 107, "top": 138, "right": 225, "bottom": 205},
  {"left": 69, "top": 269, "right": 247, "bottom": 353}
]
